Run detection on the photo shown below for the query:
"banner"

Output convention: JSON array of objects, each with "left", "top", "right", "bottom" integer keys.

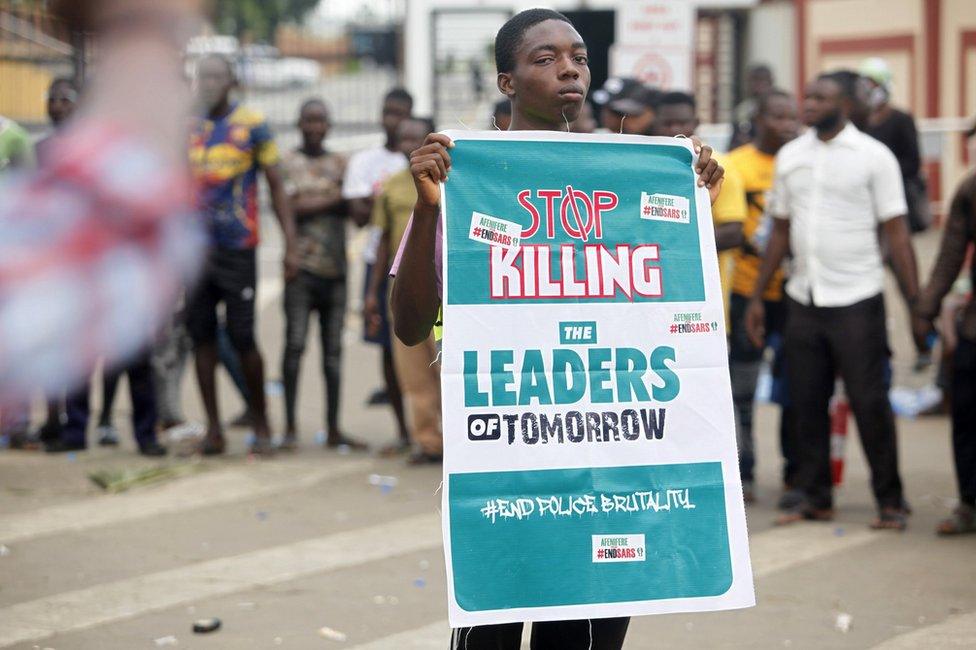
[{"left": 440, "top": 130, "right": 754, "bottom": 627}]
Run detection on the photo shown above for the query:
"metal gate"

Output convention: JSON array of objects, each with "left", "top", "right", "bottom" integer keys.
[{"left": 430, "top": 8, "right": 511, "bottom": 130}]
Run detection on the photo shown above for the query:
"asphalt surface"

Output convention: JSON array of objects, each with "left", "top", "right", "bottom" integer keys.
[{"left": 1, "top": 212, "right": 974, "bottom": 649}]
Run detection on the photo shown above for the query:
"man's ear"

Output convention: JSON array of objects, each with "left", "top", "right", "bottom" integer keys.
[{"left": 497, "top": 72, "right": 515, "bottom": 98}]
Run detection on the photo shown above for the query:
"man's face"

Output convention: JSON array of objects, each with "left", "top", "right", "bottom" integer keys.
[
  {"left": 382, "top": 98, "right": 412, "bottom": 139},
  {"left": 748, "top": 69, "right": 773, "bottom": 98},
  {"left": 397, "top": 119, "right": 429, "bottom": 158},
  {"left": 504, "top": 19, "right": 591, "bottom": 125},
  {"left": 757, "top": 95, "right": 799, "bottom": 148},
  {"left": 299, "top": 103, "right": 329, "bottom": 146},
  {"left": 47, "top": 82, "right": 77, "bottom": 126},
  {"left": 652, "top": 103, "right": 698, "bottom": 138},
  {"left": 196, "top": 57, "right": 234, "bottom": 112},
  {"left": 802, "top": 79, "right": 844, "bottom": 129}
]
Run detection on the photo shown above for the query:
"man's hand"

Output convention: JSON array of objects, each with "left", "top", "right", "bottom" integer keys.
[
  {"left": 745, "top": 298, "right": 766, "bottom": 349},
  {"left": 689, "top": 136, "right": 724, "bottom": 204},
  {"left": 911, "top": 314, "right": 935, "bottom": 354},
  {"left": 410, "top": 133, "right": 453, "bottom": 208},
  {"left": 283, "top": 245, "right": 300, "bottom": 282},
  {"left": 364, "top": 292, "right": 382, "bottom": 339}
]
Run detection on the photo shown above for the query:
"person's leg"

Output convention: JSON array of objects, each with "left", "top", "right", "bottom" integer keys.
[
  {"left": 451, "top": 624, "right": 523, "bottom": 650},
  {"left": 318, "top": 276, "right": 364, "bottom": 448},
  {"left": 96, "top": 368, "right": 122, "bottom": 445},
  {"left": 186, "top": 260, "right": 223, "bottom": 449},
  {"left": 531, "top": 618, "right": 630, "bottom": 650},
  {"left": 728, "top": 293, "right": 763, "bottom": 495},
  {"left": 282, "top": 273, "right": 313, "bottom": 443},
  {"left": 217, "top": 325, "right": 250, "bottom": 405},
  {"left": 392, "top": 332, "right": 443, "bottom": 458},
  {"left": 220, "top": 249, "right": 272, "bottom": 451},
  {"left": 126, "top": 354, "right": 163, "bottom": 454},
  {"left": 783, "top": 298, "right": 836, "bottom": 515},
  {"left": 150, "top": 317, "right": 189, "bottom": 428},
  {"left": 52, "top": 384, "right": 91, "bottom": 450},
  {"left": 951, "top": 338, "right": 976, "bottom": 508},
  {"left": 98, "top": 369, "right": 121, "bottom": 428},
  {"left": 828, "top": 295, "right": 905, "bottom": 519}
]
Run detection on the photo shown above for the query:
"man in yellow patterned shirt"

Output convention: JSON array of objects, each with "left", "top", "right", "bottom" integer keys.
[{"left": 726, "top": 89, "right": 799, "bottom": 503}]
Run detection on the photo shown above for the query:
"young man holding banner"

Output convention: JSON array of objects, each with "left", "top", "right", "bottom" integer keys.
[{"left": 392, "top": 9, "right": 743, "bottom": 649}]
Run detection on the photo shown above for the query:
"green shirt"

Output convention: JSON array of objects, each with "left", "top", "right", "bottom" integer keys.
[
  {"left": 0, "top": 117, "right": 34, "bottom": 171},
  {"left": 371, "top": 167, "right": 417, "bottom": 258}
]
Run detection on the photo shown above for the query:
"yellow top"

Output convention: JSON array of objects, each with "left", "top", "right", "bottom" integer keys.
[
  {"left": 727, "top": 143, "right": 783, "bottom": 301},
  {"left": 709, "top": 152, "right": 748, "bottom": 314}
]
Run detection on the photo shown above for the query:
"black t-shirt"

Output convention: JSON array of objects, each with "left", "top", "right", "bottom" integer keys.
[{"left": 867, "top": 108, "right": 921, "bottom": 180}]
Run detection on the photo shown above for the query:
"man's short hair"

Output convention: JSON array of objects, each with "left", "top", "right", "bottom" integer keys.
[
  {"left": 198, "top": 53, "right": 237, "bottom": 80},
  {"left": 819, "top": 70, "right": 861, "bottom": 101},
  {"left": 49, "top": 76, "right": 79, "bottom": 94},
  {"left": 756, "top": 89, "right": 792, "bottom": 116},
  {"left": 384, "top": 87, "right": 414, "bottom": 109},
  {"left": 493, "top": 98, "right": 512, "bottom": 117},
  {"left": 655, "top": 91, "right": 696, "bottom": 111},
  {"left": 299, "top": 98, "right": 329, "bottom": 118},
  {"left": 494, "top": 8, "right": 572, "bottom": 74}
]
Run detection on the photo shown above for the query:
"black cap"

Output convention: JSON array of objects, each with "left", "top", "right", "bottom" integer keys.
[{"left": 592, "top": 77, "right": 658, "bottom": 116}]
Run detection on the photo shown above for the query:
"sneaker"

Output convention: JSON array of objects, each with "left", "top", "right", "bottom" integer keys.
[
  {"left": 96, "top": 425, "right": 120, "bottom": 447},
  {"left": 138, "top": 441, "right": 168, "bottom": 457}
]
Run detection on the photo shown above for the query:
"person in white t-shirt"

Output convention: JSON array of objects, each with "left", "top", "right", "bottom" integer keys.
[
  {"left": 342, "top": 88, "right": 413, "bottom": 452},
  {"left": 746, "top": 71, "right": 923, "bottom": 531}
]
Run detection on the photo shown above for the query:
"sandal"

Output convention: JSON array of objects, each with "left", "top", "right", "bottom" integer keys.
[
  {"left": 774, "top": 507, "right": 834, "bottom": 526},
  {"left": 378, "top": 440, "right": 412, "bottom": 458},
  {"left": 276, "top": 435, "right": 298, "bottom": 452},
  {"left": 870, "top": 507, "right": 909, "bottom": 531},
  {"left": 936, "top": 505, "right": 976, "bottom": 536}
]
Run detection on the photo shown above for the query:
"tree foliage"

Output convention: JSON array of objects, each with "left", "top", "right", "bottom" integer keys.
[{"left": 213, "top": 0, "right": 320, "bottom": 41}]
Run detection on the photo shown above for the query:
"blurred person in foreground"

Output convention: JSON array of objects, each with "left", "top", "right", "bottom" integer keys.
[
  {"left": 729, "top": 64, "right": 774, "bottom": 149},
  {"left": 342, "top": 88, "right": 414, "bottom": 447},
  {"left": 0, "top": 0, "right": 205, "bottom": 407},
  {"left": 913, "top": 160, "right": 976, "bottom": 535},
  {"left": 861, "top": 58, "right": 930, "bottom": 233},
  {"left": 392, "top": 9, "right": 725, "bottom": 647},
  {"left": 592, "top": 77, "right": 658, "bottom": 135},
  {"left": 746, "top": 71, "right": 921, "bottom": 531},
  {"left": 187, "top": 54, "right": 298, "bottom": 456},
  {"left": 652, "top": 91, "right": 747, "bottom": 313},
  {"left": 0, "top": 115, "right": 36, "bottom": 447},
  {"left": 726, "top": 89, "right": 801, "bottom": 504},
  {"left": 280, "top": 99, "right": 365, "bottom": 451},
  {"left": 367, "top": 116, "right": 442, "bottom": 463}
]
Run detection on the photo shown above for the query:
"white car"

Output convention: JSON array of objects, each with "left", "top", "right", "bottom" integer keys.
[{"left": 240, "top": 44, "right": 320, "bottom": 90}]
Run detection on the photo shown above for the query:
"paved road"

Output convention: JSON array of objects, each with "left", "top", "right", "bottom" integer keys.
[{"left": 1, "top": 225, "right": 975, "bottom": 649}]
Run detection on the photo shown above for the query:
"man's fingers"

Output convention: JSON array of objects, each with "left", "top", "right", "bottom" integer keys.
[
  {"left": 413, "top": 159, "right": 444, "bottom": 183},
  {"left": 425, "top": 133, "right": 455, "bottom": 149},
  {"left": 413, "top": 155, "right": 447, "bottom": 181},
  {"left": 411, "top": 144, "right": 452, "bottom": 171},
  {"left": 703, "top": 159, "right": 723, "bottom": 188},
  {"left": 695, "top": 143, "right": 713, "bottom": 172}
]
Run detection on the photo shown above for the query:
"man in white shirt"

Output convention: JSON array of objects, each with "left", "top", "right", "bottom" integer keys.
[
  {"left": 342, "top": 88, "right": 413, "bottom": 451},
  {"left": 746, "top": 71, "right": 921, "bottom": 531}
]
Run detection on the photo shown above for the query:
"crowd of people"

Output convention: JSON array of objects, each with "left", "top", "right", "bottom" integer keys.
[{"left": 0, "top": 5, "right": 974, "bottom": 543}]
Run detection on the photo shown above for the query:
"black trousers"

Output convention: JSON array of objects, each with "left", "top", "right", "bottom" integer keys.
[
  {"left": 951, "top": 338, "right": 976, "bottom": 507},
  {"left": 729, "top": 293, "right": 797, "bottom": 484},
  {"left": 282, "top": 271, "right": 347, "bottom": 432},
  {"left": 62, "top": 355, "right": 158, "bottom": 449},
  {"left": 186, "top": 249, "right": 258, "bottom": 353},
  {"left": 452, "top": 618, "right": 629, "bottom": 650},
  {"left": 784, "top": 294, "right": 903, "bottom": 510}
]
